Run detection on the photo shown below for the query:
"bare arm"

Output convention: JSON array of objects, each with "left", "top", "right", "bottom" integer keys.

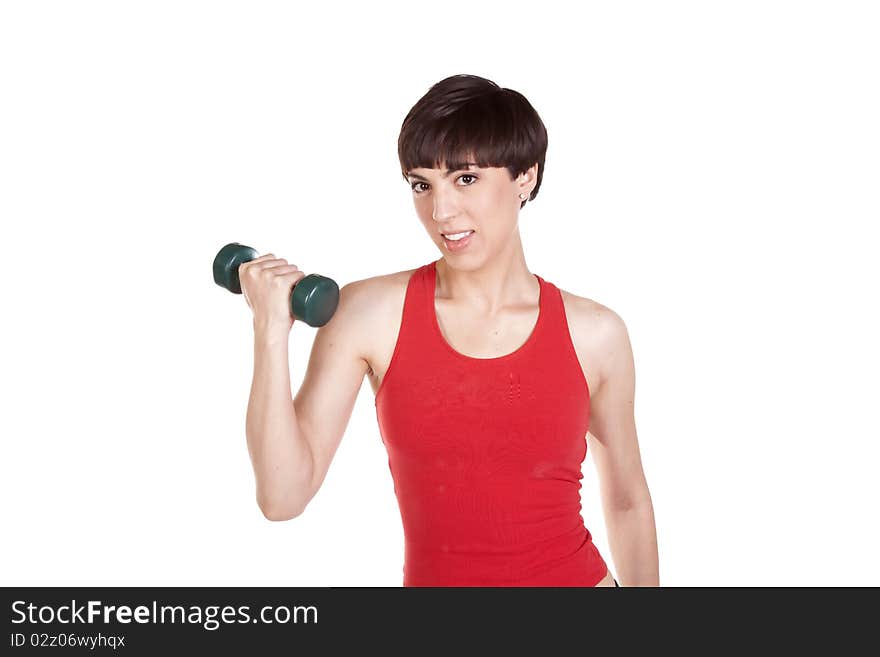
[
  {"left": 246, "top": 280, "right": 372, "bottom": 521},
  {"left": 586, "top": 307, "right": 659, "bottom": 586},
  {"left": 246, "top": 329, "right": 315, "bottom": 520}
]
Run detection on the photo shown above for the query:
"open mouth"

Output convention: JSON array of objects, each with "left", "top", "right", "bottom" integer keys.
[{"left": 441, "top": 230, "right": 475, "bottom": 251}]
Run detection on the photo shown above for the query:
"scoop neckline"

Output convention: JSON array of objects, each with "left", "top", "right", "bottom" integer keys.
[{"left": 429, "top": 259, "right": 545, "bottom": 363}]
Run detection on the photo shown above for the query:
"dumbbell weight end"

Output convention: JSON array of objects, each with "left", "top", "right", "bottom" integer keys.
[
  {"left": 213, "top": 242, "right": 259, "bottom": 294},
  {"left": 213, "top": 242, "right": 339, "bottom": 327}
]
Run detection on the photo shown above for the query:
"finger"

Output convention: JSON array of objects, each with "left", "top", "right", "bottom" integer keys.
[
  {"left": 242, "top": 253, "right": 275, "bottom": 265},
  {"left": 242, "top": 255, "right": 288, "bottom": 271},
  {"left": 263, "top": 261, "right": 299, "bottom": 271},
  {"left": 269, "top": 268, "right": 306, "bottom": 282},
  {"left": 242, "top": 253, "right": 277, "bottom": 263},
  {"left": 269, "top": 269, "right": 306, "bottom": 289},
  {"left": 268, "top": 264, "right": 302, "bottom": 273}
]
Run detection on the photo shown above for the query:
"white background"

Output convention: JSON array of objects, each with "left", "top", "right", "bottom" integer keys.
[{"left": 1, "top": 1, "right": 877, "bottom": 587}]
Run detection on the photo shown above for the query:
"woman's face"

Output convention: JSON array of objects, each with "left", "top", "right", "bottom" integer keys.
[{"left": 406, "top": 160, "right": 537, "bottom": 266}]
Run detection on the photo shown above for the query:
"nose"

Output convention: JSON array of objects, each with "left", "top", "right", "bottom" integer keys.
[{"left": 432, "top": 192, "right": 459, "bottom": 223}]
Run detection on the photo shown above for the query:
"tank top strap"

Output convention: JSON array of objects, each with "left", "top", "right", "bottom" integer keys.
[
  {"left": 530, "top": 273, "right": 583, "bottom": 365},
  {"left": 412, "top": 261, "right": 438, "bottom": 331},
  {"left": 388, "top": 262, "right": 437, "bottom": 360},
  {"left": 531, "top": 273, "right": 570, "bottom": 350}
]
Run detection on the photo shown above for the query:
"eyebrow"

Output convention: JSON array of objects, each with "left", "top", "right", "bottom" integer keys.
[{"left": 406, "top": 163, "right": 478, "bottom": 181}]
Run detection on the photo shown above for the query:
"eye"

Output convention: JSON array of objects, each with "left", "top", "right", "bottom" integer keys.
[{"left": 410, "top": 174, "right": 478, "bottom": 194}]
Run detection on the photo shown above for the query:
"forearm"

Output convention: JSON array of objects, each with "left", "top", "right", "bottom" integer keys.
[
  {"left": 246, "top": 328, "right": 314, "bottom": 519},
  {"left": 604, "top": 496, "right": 659, "bottom": 586}
]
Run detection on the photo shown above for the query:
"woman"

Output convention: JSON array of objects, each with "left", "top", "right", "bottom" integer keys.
[
  {"left": 242, "top": 74, "right": 658, "bottom": 587},
  {"left": 372, "top": 74, "right": 658, "bottom": 586}
]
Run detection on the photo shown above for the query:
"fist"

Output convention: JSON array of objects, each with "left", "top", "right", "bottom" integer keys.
[{"left": 238, "top": 253, "right": 307, "bottom": 333}]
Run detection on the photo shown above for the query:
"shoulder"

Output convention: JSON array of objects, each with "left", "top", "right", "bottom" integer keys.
[
  {"left": 342, "top": 266, "right": 417, "bottom": 311},
  {"left": 557, "top": 286, "right": 630, "bottom": 388},
  {"left": 557, "top": 286, "right": 626, "bottom": 339},
  {"left": 337, "top": 266, "right": 419, "bottom": 364}
]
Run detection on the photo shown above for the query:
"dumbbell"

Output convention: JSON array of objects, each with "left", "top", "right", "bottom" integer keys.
[{"left": 213, "top": 242, "right": 339, "bottom": 327}]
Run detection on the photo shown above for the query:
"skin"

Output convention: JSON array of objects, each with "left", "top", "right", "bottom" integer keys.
[
  {"left": 403, "top": 159, "right": 660, "bottom": 586},
  {"left": 407, "top": 159, "right": 539, "bottom": 314}
]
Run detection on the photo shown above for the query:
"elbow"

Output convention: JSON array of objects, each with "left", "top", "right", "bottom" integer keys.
[
  {"left": 261, "top": 506, "right": 302, "bottom": 522},
  {"left": 608, "top": 488, "right": 654, "bottom": 514},
  {"left": 257, "top": 494, "right": 306, "bottom": 522},
  {"left": 255, "top": 471, "right": 317, "bottom": 521}
]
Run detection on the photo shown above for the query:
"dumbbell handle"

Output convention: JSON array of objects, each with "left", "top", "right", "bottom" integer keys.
[{"left": 213, "top": 242, "right": 339, "bottom": 328}]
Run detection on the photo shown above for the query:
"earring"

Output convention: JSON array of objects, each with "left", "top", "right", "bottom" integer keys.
[{"left": 519, "top": 193, "right": 528, "bottom": 200}]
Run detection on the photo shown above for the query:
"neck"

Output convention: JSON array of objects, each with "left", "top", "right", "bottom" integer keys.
[{"left": 435, "top": 232, "right": 537, "bottom": 316}]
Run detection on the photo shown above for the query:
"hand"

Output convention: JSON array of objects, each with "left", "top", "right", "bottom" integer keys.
[{"left": 238, "top": 253, "right": 308, "bottom": 335}]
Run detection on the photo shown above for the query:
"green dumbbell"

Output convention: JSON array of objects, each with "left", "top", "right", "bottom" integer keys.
[{"left": 213, "top": 242, "right": 339, "bottom": 327}]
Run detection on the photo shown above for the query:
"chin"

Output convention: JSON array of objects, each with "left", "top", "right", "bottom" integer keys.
[{"left": 439, "top": 254, "right": 485, "bottom": 273}]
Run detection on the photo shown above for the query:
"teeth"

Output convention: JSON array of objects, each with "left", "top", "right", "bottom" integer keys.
[{"left": 444, "top": 231, "right": 473, "bottom": 241}]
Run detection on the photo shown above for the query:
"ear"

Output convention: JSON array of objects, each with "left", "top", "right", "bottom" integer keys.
[{"left": 517, "top": 162, "right": 539, "bottom": 196}]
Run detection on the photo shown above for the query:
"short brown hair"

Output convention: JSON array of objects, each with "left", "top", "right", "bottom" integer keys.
[{"left": 398, "top": 74, "right": 548, "bottom": 209}]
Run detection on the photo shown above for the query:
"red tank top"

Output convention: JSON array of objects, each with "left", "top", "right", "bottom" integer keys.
[{"left": 374, "top": 260, "right": 609, "bottom": 586}]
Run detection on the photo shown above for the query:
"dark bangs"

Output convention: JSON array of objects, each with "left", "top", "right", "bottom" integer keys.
[{"left": 398, "top": 74, "right": 548, "bottom": 208}]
